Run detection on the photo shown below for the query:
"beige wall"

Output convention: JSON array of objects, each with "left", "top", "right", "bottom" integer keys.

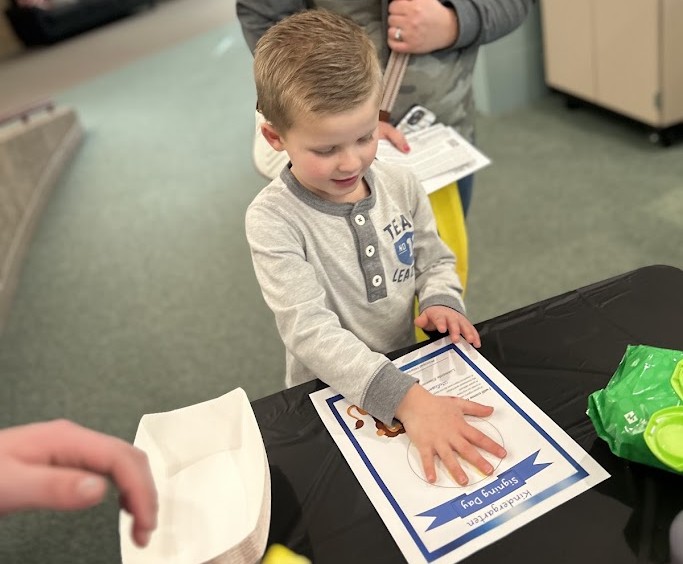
[{"left": 0, "top": 0, "right": 22, "bottom": 59}]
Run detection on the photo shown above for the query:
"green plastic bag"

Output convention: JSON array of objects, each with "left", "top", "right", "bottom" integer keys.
[{"left": 587, "top": 344, "right": 683, "bottom": 473}]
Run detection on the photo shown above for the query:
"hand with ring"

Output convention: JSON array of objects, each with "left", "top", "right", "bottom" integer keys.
[{"left": 388, "top": 0, "right": 460, "bottom": 54}]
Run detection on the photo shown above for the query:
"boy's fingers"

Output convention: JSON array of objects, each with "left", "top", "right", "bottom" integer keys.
[
  {"left": 472, "top": 432, "right": 507, "bottom": 460},
  {"left": 446, "top": 317, "right": 463, "bottom": 342},
  {"left": 438, "top": 447, "right": 468, "bottom": 485},
  {"left": 378, "top": 122, "right": 410, "bottom": 152},
  {"left": 446, "top": 316, "right": 478, "bottom": 347},
  {"left": 414, "top": 313, "right": 435, "bottom": 331},
  {"left": 419, "top": 448, "right": 437, "bottom": 484},
  {"left": 464, "top": 329, "right": 480, "bottom": 347},
  {"left": 459, "top": 416, "right": 507, "bottom": 460},
  {"left": 461, "top": 323, "right": 481, "bottom": 347},
  {"left": 386, "top": 128, "right": 409, "bottom": 153},
  {"left": 453, "top": 440, "right": 494, "bottom": 477},
  {"left": 427, "top": 311, "right": 447, "bottom": 333},
  {"left": 458, "top": 399, "right": 494, "bottom": 418}
]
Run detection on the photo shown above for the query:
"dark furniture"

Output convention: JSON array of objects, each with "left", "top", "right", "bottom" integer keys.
[
  {"left": 5, "top": 0, "right": 155, "bottom": 46},
  {"left": 252, "top": 265, "right": 683, "bottom": 563}
]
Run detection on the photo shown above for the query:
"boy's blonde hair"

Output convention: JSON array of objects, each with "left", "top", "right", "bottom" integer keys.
[{"left": 254, "top": 10, "right": 383, "bottom": 133}]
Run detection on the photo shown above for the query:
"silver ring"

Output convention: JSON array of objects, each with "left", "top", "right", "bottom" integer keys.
[{"left": 394, "top": 27, "right": 403, "bottom": 42}]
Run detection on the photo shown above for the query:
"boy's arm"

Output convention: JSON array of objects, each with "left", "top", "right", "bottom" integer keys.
[
  {"left": 246, "top": 202, "right": 416, "bottom": 426},
  {"left": 236, "top": 0, "right": 308, "bottom": 53}
]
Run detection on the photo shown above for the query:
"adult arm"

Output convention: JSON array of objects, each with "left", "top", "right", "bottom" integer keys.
[
  {"left": 388, "top": 0, "right": 534, "bottom": 54},
  {"left": 450, "top": 0, "right": 535, "bottom": 47},
  {"left": 0, "top": 420, "right": 158, "bottom": 547}
]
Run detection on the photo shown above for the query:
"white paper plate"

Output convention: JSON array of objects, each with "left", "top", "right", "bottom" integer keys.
[{"left": 120, "top": 388, "right": 270, "bottom": 564}]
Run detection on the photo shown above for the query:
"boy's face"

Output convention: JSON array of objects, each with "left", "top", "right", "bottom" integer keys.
[{"left": 261, "top": 96, "right": 379, "bottom": 204}]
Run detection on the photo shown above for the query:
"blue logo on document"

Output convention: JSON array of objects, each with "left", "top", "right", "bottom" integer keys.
[
  {"left": 417, "top": 451, "right": 551, "bottom": 531},
  {"left": 394, "top": 232, "right": 414, "bottom": 266}
]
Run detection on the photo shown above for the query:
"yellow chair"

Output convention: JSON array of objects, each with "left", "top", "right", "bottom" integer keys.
[{"left": 415, "top": 181, "right": 468, "bottom": 342}]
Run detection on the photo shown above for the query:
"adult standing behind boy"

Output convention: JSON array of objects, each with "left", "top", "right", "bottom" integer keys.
[
  {"left": 245, "top": 11, "right": 506, "bottom": 486},
  {"left": 237, "top": 0, "right": 534, "bottom": 216}
]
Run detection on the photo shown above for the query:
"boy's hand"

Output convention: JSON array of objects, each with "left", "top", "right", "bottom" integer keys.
[
  {"left": 414, "top": 305, "right": 481, "bottom": 348},
  {"left": 395, "top": 384, "right": 506, "bottom": 484},
  {"left": 378, "top": 121, "right": 410, "bottom": 153}
]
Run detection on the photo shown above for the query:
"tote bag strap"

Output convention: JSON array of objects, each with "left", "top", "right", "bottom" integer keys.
[
  {"left": 379, "top": 50, "right": 410, "bottom": 122},
  {"left": 378, "top": 30, "right": 469, "bottom": 308}
]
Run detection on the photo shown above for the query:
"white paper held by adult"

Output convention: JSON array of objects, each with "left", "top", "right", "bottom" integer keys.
[{"left": 375, "top": 124, "right": 491, "bottom": 194}]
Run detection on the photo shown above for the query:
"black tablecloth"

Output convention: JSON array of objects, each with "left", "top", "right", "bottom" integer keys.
[{"left": 252, "top": 265, "right": 683, "bottom": 563}]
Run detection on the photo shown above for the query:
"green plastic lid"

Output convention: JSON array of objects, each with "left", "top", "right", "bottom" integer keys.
[
  {"left": 671, "top": 359, "right": 683, "bottom": 400},
  {"left": 644, "top": 406, "right": 683, "bottom": 472}
]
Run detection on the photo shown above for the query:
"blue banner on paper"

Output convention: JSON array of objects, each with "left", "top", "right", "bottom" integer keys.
[{"left": 417, "top": 451, "right": 551, "bottom": 531}]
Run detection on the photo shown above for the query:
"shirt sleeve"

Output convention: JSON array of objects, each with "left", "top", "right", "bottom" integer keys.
[
  {"left": 445, "top": 0, "right": 535, "bottom": 49},
  {"left": 245, "top": 199, "right": 417, "bottom": 426}
]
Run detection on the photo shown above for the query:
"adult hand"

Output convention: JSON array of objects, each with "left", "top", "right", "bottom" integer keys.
[
  {"left": 396, "top": 384, "right": 506, "bottom": 484},
  {"left": 414, "top": 305, "right": 481, "bottom": 348},
  {"left": 378, "top": 121, "right": 410, "bottom": 153},
  {"left": 388, "top": 0, "right": 459, "bottom": 54},
  {"left": 0, "top": 420, "right": 158, "bottom": 547}
]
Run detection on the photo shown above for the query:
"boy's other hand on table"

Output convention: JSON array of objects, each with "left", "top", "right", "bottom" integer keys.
[
  {"left": 395, "top": 384, "right": 507, "bottom": 485},
  {"left": 415, "top": 305, "right": 481, "bottom": 348}
]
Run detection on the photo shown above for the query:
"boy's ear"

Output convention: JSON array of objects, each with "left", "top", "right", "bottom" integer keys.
[{"left": 260, "top": 122, "right": 287, "bottom": 152}]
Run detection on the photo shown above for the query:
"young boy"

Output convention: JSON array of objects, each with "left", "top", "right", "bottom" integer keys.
[{"left": 246, "top": 10, "right": 506, "bottom": 485}]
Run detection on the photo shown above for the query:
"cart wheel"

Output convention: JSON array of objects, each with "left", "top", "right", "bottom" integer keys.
[{"left": 649, "top": 129, "right": 672, "bottom": 148}]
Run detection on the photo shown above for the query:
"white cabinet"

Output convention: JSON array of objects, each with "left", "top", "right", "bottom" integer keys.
[{"left": 540, "top": 0, "right": 683, "bottom": 132}]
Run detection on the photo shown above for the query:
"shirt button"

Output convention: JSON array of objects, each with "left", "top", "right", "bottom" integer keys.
[
  {"left": 354, "top": 214, "right": 366, "bottom": 226},
  {"left": 372, "top": 275, "right": 382, "bottom": 287},
  {"left": 365, "top": 245, "right": 375, "bottom": 257}
]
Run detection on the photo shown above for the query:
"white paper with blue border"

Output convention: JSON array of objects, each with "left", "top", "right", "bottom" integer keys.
[{"left": 309, "top": 337, "right": 610, "bottom": 563}]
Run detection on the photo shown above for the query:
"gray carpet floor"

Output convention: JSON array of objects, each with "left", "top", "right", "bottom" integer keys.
[{"left": 0, "top": 15, "right": 681, "bottom": 564}]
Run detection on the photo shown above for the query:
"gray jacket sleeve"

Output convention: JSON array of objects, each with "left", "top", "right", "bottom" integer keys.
[
  {"left": 447, "top": 0, "right": 535, "bottom": 49},
  {"left": 236, "top": 0, "right": 308, "bottom": 52},
  {"left": 237, "top": 0, "right": 534, "bottom": 53}
]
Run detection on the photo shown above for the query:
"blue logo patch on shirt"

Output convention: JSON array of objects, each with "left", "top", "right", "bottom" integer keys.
[{"left": 395, "top": 232, "right": 414, "bottom": 266}]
